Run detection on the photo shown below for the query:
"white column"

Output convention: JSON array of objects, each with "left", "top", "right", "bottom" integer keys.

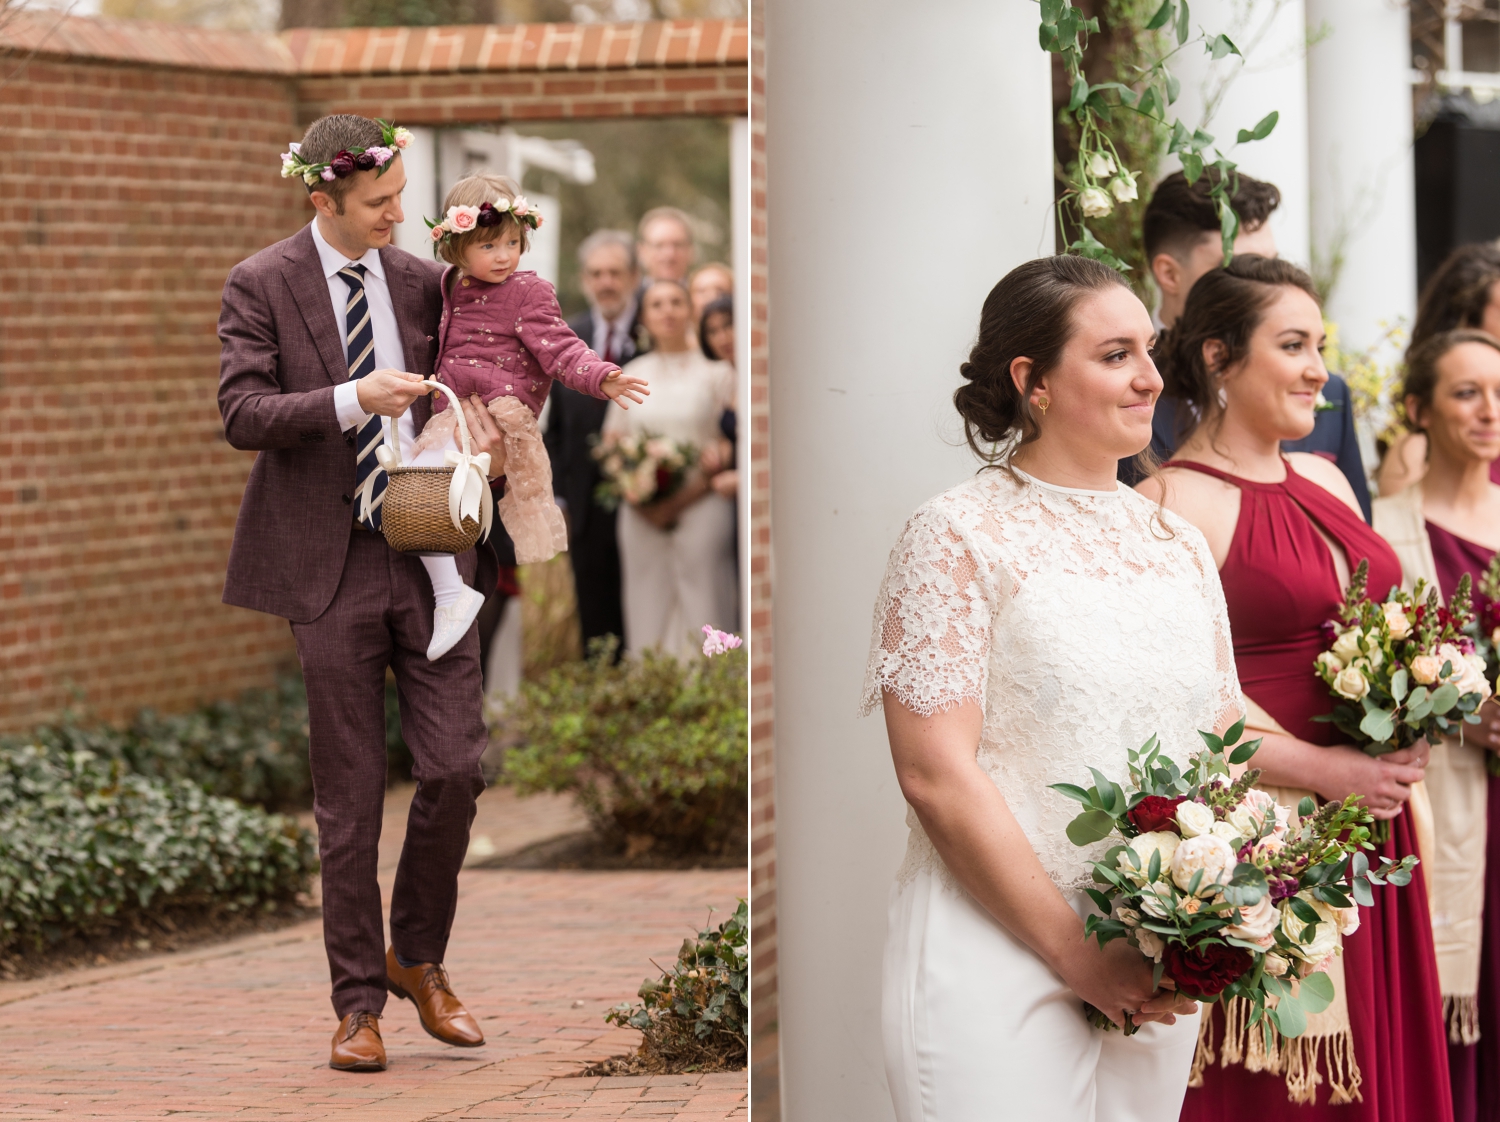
[
  {"left": 765, "top": 0, "right": 1054, "bottom": 1118},
  {"left": 730, "top": 115, "right": 751, "bottom": 615},
  {"left": 1167, "top": 0, "right": 1312, "bottom": 268},
  {"left": 394, "top": 126, "right": 438, "bottom": 258},
  {"left": 1305, "top": 0, "right": 1417, "bottom": 351}
]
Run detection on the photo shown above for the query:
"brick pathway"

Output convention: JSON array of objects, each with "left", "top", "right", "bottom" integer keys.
[{"left": 0, "top": 786, "right": 747, "bottom": 1121}]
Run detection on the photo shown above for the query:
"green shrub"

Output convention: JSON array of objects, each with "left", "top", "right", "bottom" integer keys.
[
  {"left": 0, "top": 741, "right": 318, "bottom": 952},
  {"left": 13, "top": 676, "right": 413, "bottom": 811},
  {"left": 498, "top": 641, "right": 747, "bottom": 856},
  {"left": 606, "top": 899, "right": 748, "bottom": 1071}
]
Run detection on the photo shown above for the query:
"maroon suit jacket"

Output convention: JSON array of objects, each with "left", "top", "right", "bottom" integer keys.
[{"left": 218, "top": 224, "right": 496, "bottom": 622}]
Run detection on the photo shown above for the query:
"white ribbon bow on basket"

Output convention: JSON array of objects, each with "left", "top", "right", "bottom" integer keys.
[{"left": 370, "top": 379, "right": 493, "bottom": 543}]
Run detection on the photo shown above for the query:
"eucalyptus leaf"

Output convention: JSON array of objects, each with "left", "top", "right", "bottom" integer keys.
[
  {"left": 1175, "top": 0, "right": 1190, "bottom": 45},
  {"left": 1236, "top": 110, "right": 1278, "bottom": 142},
  {"left": 1067, "top": 809, "right": 1117, "bottom": 847},
  {"left": 1049, "top": 782, "right": 1095, "bottom": 807},
  {"left": 1145, "top": 0, "right": 1173, "bottom": 30},
  {"left": 1358, "top": 708, "right": 1395, "bottom": 744},
  {"left": 1430, "top": 683, "right": 1460, "bottom": 715},
  {"left": 1299, "top": 970, "right": 1335, "bottom": 1013},
  {"left": 1209, "top": 32, "right": 1241, "bottom": 59},
  {"left": 1272, "top": 995, "right": 1307, "bottom": 1038}
]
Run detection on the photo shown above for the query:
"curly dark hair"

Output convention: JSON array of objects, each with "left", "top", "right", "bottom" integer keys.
[
  {"left": 954, "top": 255, "right": 1133, "bottom": 471},
  {"left": 1142, "top": 169, "right": 1282, "bottom": 262},
  {"left": 1410, "top": 243, "right": 1500, "bottom": 349},
  {"left": 1153, "top": 254, "right": 1320, "bottom": 446}
]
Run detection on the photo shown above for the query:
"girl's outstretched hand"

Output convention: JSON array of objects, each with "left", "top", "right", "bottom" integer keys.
[{"left": 602, "top": 370, "right": 650, "bottom": 408}]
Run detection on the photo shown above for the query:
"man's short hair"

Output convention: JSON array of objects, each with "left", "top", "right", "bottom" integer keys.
[
  {"left": 577, "top": 228, "right": 637, "bottom": 271},
  {"left": 1142, "top": 169, "right": 1281, "bottom": 262},
  {"left": 298, "top": 114, "right": 387, "bottom": 211},
  {"left": 636, "top": 206, "right": 694, "bottom": 245}
]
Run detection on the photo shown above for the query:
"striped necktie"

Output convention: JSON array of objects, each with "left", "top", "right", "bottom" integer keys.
[{"left": 339, "top": 263, "right": 386, "bottom": 532}]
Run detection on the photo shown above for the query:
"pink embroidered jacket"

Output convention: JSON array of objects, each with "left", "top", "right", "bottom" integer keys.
[{"left": 432, "top": 267, "right": 618, "bottom": 418}]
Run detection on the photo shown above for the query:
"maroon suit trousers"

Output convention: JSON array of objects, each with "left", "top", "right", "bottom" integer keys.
[{"left": 291, "top": 526, "right": 486, "bottom": 1018}]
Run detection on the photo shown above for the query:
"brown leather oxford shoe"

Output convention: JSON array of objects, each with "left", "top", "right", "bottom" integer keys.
[
  {"left": 385, "top": 947, "right": 485, "bottom": 1047},
  {"left": 329, "top": 1010, "right": 387, "bottom": 1072}
]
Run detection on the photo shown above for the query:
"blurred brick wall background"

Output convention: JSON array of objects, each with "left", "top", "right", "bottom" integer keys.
[{"left": 0, "top": 11, "right": 746, "bottom": 733}]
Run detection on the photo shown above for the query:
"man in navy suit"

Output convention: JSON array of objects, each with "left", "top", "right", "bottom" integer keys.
[
  {"left": 1125, "top": 170, "right": 1372, "bottom": 521},
  {"left": 544, "top": 229, "right": 644, "bottom": 650}
]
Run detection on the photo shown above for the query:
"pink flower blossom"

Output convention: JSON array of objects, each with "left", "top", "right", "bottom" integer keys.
[
  {"left": 320, "top": 167, "right": 336, "bottom": 181},
  {"left": 449, "top": 205, "right": 479, "bottom": 232},
  {"left": 367, "top": 146, "right": 394, "bottom": 167},
  {"left": 392, "top": 127, "right": 412, "bottom": 149},
  {"left": 701, "top": 626, "right": 743, "bottom": 657},
  {"left": 430, "top": 225, "right": 445, "bottom": 242}
]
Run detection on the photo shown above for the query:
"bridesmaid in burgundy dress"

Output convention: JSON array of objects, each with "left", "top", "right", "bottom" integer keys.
[
  {"left": 1372, "top": 329, "right": 1500, "bottom": 1122},
  {"left": 1137, "top": 255, "right": 1452, "bottom": 1121}
]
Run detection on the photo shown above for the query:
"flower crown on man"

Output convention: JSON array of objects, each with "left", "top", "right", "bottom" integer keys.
[{"left": 281, "top": 117, "right": 412, "bottom": 188}]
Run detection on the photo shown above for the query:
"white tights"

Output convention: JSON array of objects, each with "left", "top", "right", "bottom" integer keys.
[{"left": 407, "top": 432, "right": 467, "bottom": 610}]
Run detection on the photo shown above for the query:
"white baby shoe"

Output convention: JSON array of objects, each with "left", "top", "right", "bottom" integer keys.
[{"left": 427, "top": 585, "right": 486, "bottom": 662}]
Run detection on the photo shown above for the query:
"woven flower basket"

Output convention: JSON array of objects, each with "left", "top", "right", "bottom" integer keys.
[{"left": 375, "top": 380, "right": 493, "bottom": 556}]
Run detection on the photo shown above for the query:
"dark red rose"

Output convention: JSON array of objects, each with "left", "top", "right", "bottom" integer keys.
[
  {"left": 476, "top": 201, "right": 502, "bottom": 227},
  {"left": 352, "top": 149, "right": 378, "bottom": 171},
  {"left": 1126, "top": 795, "right": 1185, "bottom": 835},
  {"left": 655, "top": 467, "right": 673, "bottom": 494},
  {"left": 1163, "top": 941, "right": 1253, "bottom": 998},
  {"left": 329, "top": 150, "right": 357, "bottom": 177}
]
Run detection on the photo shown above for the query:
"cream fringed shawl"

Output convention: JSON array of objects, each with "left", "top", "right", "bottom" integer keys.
[{"left": 1372, "top": 483, "right": 1487, "bottom": 1045}]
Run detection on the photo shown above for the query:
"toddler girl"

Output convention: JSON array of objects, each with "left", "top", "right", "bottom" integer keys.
[{"left": 406, "top": 173, "right": 649, "bottom": 660}]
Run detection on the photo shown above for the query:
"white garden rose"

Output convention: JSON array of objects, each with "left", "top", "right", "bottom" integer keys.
[
  {"left": 1263, "top": 952, "right": 1291, "bottom": 977},
  {"left": 1384, "top": 602, "right": 1413, "bottom": 639},
  {"left": 1116, "top": 906, "right": 1142, "bottom": 927},
  {"left": 1175, "top": 800, "right": 1216, "bottom": 838},
  {"left": 1332, "top": 904, "right": 1360, "bottom": 937},
  {"left": 1079, "top": 186, "right": 1113, "bottom": 218},
  {"left": 1280, "top": 895, "right": 1340, "bottom": 966},
  {"left": 1225, "top": 803, "right": 1260, "bottom": 840},
  {"left": 1135, "top": 927, "right": 1164, "bottom": 962},
  {"left": 1332, "top": 629, "right": 1364, "bottom": 664},
  {"left": 1210, "top": 820, "right": 1242, "bottom": 844},
  {"left": 1171, "top": 834, "right": 1237, "bottom": 894},
  {"left": 1316, "top": 651, "right": 1343, "bottom": 676},
  {"left": 1139, "top": 892, "right": 1171, "bottom": 919},
  {"left": 1086, "top": 150, "right": 1116, "bottom": 178},
  {"left": 1109, "top": 172, "right": 1138, "bottom": 202},
  {"left": 1123, "top": 831, "right": 1179, "bottom": 882},
  {"left": 1411, "top": 654, "right": 1443, "bottom": 685},
  {"left": 1333, "top": 667, "right": 1370, "bottom": 701},
  {"left": 1224, "top": 894, "right": 1279, "bottom": 946}
]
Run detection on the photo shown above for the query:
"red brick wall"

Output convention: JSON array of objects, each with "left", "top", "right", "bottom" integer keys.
[
  {"left": 0, "top": 13, "right": 747, "bottom": 733},
  {"left": 747, "top": 2, "right": 778, "bottom": 1117},
  {"left": 0, "top": 55, "right": 306, "bottom": 732}
]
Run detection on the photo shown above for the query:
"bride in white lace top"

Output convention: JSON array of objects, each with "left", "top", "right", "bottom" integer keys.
[{"left": 866, "top": 256, "right": 1243, "bottom": 1122}]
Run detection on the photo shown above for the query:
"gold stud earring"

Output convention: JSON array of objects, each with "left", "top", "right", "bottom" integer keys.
[{"left": 1037, "top": 396, "right": 1050, "bottom": 416}]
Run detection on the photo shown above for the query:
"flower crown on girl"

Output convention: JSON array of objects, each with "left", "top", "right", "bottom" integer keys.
[
  {"left": 425, "top": 198, "right": 544, "bottom": 244},
  {"left": 280, "top": 120, "right": 413, "bottom": 187}
]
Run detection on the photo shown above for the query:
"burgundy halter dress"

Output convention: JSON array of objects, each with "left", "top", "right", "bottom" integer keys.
[{"left": 1167, "top": 459, "right": 1452, "bottom": 1122}]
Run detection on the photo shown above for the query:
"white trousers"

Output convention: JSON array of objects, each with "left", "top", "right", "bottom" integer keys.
[
  {"left": 617, "top": 493, "right": 737, "bottom": 659},
  {"left": 884, "top": 869, "right": 1199, "bottom": 1122}
]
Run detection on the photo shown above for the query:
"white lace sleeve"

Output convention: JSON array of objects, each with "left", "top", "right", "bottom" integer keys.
[{"left": 860, "top": 502, "right": 997, "bottom": 717}]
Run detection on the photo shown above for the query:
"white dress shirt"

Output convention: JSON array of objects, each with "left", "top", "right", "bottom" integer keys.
[
  {"left": 590, "top": 296, "right": 638, "bottom": 362},
  {"left": 309, "top": 220, "right": 417, "bottom": 453}
]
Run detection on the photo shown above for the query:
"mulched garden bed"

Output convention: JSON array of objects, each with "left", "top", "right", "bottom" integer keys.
[
  {"left": 578, "top": 1053, "right": 746, "bottom": 1077},
  {"left": 0, "top": 900, "right": 320, "bottom": 983}
]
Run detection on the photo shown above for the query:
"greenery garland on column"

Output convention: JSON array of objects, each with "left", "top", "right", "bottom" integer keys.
[{"left": 1039, "top": 0, "right": 1279, "bottom": 272}]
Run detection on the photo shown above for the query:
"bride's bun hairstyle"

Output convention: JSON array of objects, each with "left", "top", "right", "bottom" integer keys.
[
  {"left": 1410, "top": 242, "right": 1500, "bottom": 350},
  {"left": 1401, "top": 329, "right": 1500, "bottom": 432},
  {"left": 954, "top": 254, "right": 1131, "bottom": 469},
  {"left": 1154, "top": 254, "right": 1319, "bottom": 445}
]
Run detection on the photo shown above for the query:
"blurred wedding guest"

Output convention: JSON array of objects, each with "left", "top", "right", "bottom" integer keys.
[
  {"left": 699, "top": 293, "right": 735, "bottom": 367},
  {"left": 603, "top": 279, "right": 736, "bottom": 657},
  {"left": 1124, "top": 170, "right": 1371, "bottom": 519},
  {"left": 543, "top": 229, "right": 643, "bottom": 651},
  {"left": 1371, "top": 330, "right": 1500, "bottom": 1122},
  {"left": 689, "top": 261, "right": 733, "bottom": 323},
  {"left": 636, "top": 206, "right": 696, "bottom": 284},
  {"left": 1377, "top": 243, "right": 1500, "bottom": 497},
  {"left": 1141, "top": 256, "right": 1449, "bottom": 1121}
]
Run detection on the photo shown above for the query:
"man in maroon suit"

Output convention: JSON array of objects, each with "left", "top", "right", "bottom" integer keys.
[{"left": 218, "top": 114, "right": 500, "bottom": 1072}]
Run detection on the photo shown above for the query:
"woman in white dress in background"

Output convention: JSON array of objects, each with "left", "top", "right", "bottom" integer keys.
[
  {"left": 603, "top": 279, "right": 737, "bottom": 657},
  {"left": 863, "top": 255, "right": 1241, "bottom": 1121}
]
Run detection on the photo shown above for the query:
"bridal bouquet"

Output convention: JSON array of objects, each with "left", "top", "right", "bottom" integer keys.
[
  {"left": 592, "top": 432, "right": 697, "bottom": 511},
  {"left": 1463, "top": 555, "right": 1500, "bottom": 775},
  {"left": 1313, "top": 559, "right": 1488, "bottom": 759},
  {"left": 1052, "top": 722, "right": 1418, "bottom": 1039}
]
